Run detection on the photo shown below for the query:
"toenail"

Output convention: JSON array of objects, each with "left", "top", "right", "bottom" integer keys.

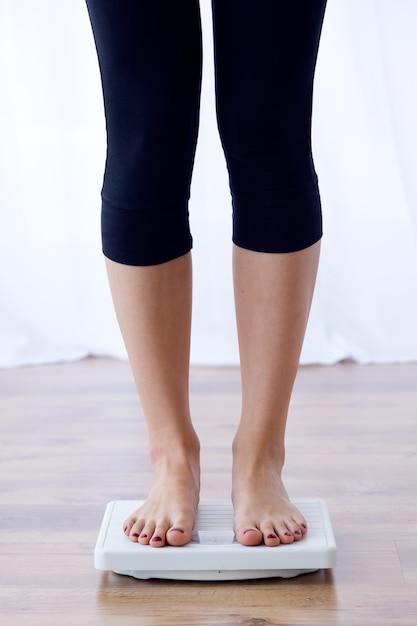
[
  {"left": 140, "top": 533, "right": 148, "bottom": 538},
  {"left": 294, "top": 531, "right": 301, "bottom": 536},
  {"left": 152, "top": 536, "right": 162, "bottom": 542},
  {"left": 131, "top": 533, "right": 139, "bottom": 538},
  {"left": 285, "top": 532, "right": 292, "bottom": 537},
  {"left": 267, "top": 533, "right": 278, "bottom": 539},
  {"left": 169, "top": 528, "right": 185, "bottom": 534},
  {"left": 123, "top": 526, "right": 128, "bottom": 533},
  {"left": 243, "top": 528, "right": 259, "bottom": 535},
  {"left": 301, "top": 524, "right": 307, "bottom": 529}
]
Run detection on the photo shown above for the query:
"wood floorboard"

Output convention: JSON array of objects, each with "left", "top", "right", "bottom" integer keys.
[{"left": 1, "top": 358, "right": 417, "bottom": 625}]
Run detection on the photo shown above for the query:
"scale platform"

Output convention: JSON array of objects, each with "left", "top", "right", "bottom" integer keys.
[{"left": 95, "top": 499, "right": 336, "bottom": 581}]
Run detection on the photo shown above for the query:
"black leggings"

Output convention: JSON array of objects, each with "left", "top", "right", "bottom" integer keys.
[{"left": 86, "top": 0, "right": 327, "bottom": 266}]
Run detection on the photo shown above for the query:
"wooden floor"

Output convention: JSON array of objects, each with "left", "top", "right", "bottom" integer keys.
[{"left": 1, "top": 358, "right": 416, "bottom": 625}]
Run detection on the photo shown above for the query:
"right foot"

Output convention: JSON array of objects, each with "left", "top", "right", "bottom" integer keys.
[{"left": 123, "top": 437, "right": 200, "bottom": 547}]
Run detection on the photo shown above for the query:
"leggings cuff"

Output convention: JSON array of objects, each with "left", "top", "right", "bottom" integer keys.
[
  {"left": 101, "top": 199, "right": 193, "bottom": 266},
  {"left": 232, "top": 181, "right": 323, "bottom": 254}
]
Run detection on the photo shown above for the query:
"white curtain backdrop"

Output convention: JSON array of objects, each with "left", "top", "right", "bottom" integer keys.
[{"left": 1, "top": 0, "right": 417, "bottom": 368}]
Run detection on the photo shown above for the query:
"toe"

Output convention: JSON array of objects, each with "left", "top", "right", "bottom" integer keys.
[
  {"left": 273, "top": 518, "right": 304, "bottom": 543},
  {"left": 292, "top": 528, "right": 304, "bottom": 541},
  {"left": 150, "top": 525, "right": 168, "bottom": 547},
  {"left": 235, "top": 526, "right": 263, "bottom": 546},
  {"left": 261, "top": 524, "right": 281, "bottom": 547},
  {"left": 167, "top": 526, "right": 192, "bottom": 547},
  {"left": 286, "top": 517, "right": 305, "bottom": 541},
  {"left": 275, "top": 522, "right": 295, "bottom": 544},
  {"left": 123, "top": 517, "right": 135, "bottom": 537},
  {"left": 127, "top": 519, "right": 146, "bottom": 543},
  {"left": 135, "top": 520, "right": 154, "bottom": 545},
  {"left": 288, "top": 509, "right": 308, "bottom": 536}
]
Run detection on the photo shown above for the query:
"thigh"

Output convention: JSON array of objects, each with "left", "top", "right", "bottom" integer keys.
[
  {"left": 212, "top": 0, "right": 327, "bottom": 253},
  {"left": 85, "top": 0, "right": 202, "bottom": 209},
  {"left": 212, "top": 0, "right": 327, "bottom": 190}
]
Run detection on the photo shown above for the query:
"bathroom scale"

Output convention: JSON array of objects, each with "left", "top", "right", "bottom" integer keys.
[{"left": 95, "top": 499, "right": 336, "bottom": 581}]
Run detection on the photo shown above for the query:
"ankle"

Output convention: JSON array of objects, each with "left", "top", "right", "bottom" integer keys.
[
  {"left": 149, "top": 429, "right": 200, "bottom": 468},
  {"left": 232, "top": 428, "right": 285, "bottom": 473}
]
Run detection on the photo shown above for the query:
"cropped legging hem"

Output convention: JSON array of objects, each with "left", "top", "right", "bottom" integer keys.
[
  {"left": 101, "top": 198, "right": 193, "bottom": 266},
  {"left": 102, "top": 177, "right": 322, "bottom": 266},
  {"left": 232, "top": 180, "right": 322, "bottom": 255}
]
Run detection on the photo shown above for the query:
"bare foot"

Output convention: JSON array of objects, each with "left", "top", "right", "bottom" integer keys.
[
  {"left": 232, "top": 435, "right": 307, "bottom": 547},
  {"left": 123, "top": 437, "right": 200, "bottom": 547}
]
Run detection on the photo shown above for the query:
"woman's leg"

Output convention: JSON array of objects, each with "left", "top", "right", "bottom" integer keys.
[
  {"left": 232, "top": 242, "right": 320, "bottom": 546},
  {"left": 85, "top": 0, "right": 202, "bottom": 266},
  {"left": 106, "top": 254, "right": 200, "bottom": 547},
  {"left": 85, "top": 0, "right": 202, "bottom": 546},
  {"left": 213, "top": 0, "right": 327, "bottom": 545}
]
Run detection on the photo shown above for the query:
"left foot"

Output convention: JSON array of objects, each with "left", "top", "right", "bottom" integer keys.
[{"left": 232, "top": 436, "right": 307, "bottom": 547}]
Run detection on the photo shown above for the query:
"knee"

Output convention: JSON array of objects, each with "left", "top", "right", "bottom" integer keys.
[
  {"left": 216, "top": 97, "right": 321, "bottom": 254},
  {"left": 103, "top": 93, "right": 199, "bottom": 210},
  {"left": 217, "top": 94, "right": 314, "bottom": 197}
]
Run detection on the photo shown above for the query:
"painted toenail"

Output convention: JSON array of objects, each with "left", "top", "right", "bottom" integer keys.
[
  {"left": 243, "top": 528, "right": 259, "bottom": 535},
  {"left": 294, "top": 531, "right": 301, "bottom": 536},
  {"left": 123, "top": 526, "right": 128, "bottom": 533},
  {"left": 267, "top": 533, "right": 278, "bottom": 539},
  {"left": 169, "top": 528, "right": 185, "bottom": 534},
  {"left": 285, "top": 532, "right": 292, "bottom": 537},
  {"left": 140, "top": 533, "right": 148, "bottom": 538},
  {"left": 152, "top": 536, "right": 162, "bottom": 542},
  {"left": 301, "top": 524, "right": 307, "bottom": 529},
  {"left": 131, "top": 533, "right": 139, "bottom": 538}
]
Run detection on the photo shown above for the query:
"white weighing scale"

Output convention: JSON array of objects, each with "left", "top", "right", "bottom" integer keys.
[{"left": 95, "top": 499, "right": 336, "bottom": 581}]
